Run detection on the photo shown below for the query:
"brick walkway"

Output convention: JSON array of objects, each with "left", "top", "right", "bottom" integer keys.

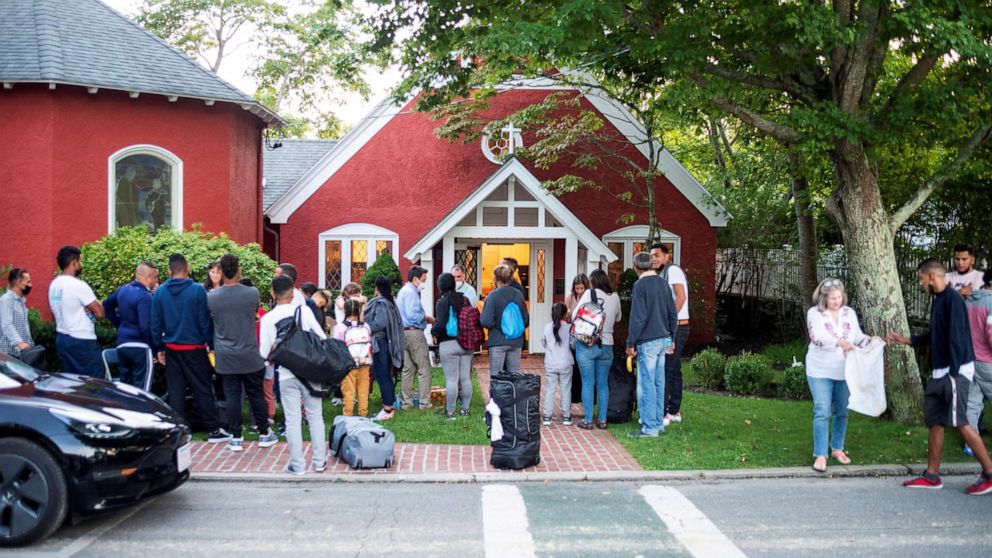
[{"left": 191, "top": 354, "right": 641, "bottom": 476}]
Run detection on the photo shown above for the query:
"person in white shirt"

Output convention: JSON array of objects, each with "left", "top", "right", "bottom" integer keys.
[
  {"left": 451, "top": 264, "right": 479, "bottom": 307},
  {"left": 259, "top": 275, "right": 328, "bottom": 475},
  {"left": 651, "top": 243, "right": 690, "bottom": 425},
  {"left": 48, "top": 245, "right": 104, "bottom": 377},
  {"left": 948, "top": 243, "right": 985, "bottom": 296},
  {"left": 805, "top": 278, "right": 876, "bottom": 473}
]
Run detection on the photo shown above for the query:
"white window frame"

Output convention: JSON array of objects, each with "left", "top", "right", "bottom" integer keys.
[
  {"left": 107, "top": 144, "right": 183, "bottom": 234},
  {"left": 318, "top": 223, "right": 400, "bottom": 289},
  {"left": 603, "top": 225, "right": 682, "bottom": 268}
]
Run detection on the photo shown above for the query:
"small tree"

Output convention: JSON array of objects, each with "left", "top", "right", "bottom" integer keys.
[
  {"left": 360, "top": 253, "right": 403, "bottom": 298},
  {"left": 82, "top": 226, "right": 276, "bottom": 299}
]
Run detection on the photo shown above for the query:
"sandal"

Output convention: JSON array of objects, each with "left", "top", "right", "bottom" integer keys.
[
  {"left": 578, "top": 421, "right": 594, "bottom": 430},
  {"left": 596, "top": 421, "right": 608, "bottom": 430},
  {"left": 812, "top": 456, "right": 827, "bottom": 473},
  {"left": 831, "top": 450, "right": 852, "bottom": 465}
]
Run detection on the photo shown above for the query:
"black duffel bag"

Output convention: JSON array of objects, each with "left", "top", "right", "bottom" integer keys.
[
  {"left": 607, "top": 354, "right": 637, "bottom": 423},
  {"left": 487, "top": 370, "right": 541, "bottom": 469},
  {"left": 268, "top": 307, "right": 355, "bottom": 392}
]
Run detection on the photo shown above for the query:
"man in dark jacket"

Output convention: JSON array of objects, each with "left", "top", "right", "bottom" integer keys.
[
  {"left": 151, "top": 253, "right": 226, "bottom": 442},
  {"left": 480, "top": 264, "right": 529, "bottom": 374},
  {"left": 626, "top": 251, "right": 677, "bottom": 438},
  {"left": 888, "top": 259, "right": 992, "bottom": 494},
  {"left": 103, "top": 261, "right": 159, "bottom": 388}
]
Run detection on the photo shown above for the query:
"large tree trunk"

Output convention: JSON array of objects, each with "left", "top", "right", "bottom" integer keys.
[
  {"left": 827, "top": 142, "right": 924, "bottom": 423},
  {"left": 788, "top": 153, "right": 819, "bottom": 306}
]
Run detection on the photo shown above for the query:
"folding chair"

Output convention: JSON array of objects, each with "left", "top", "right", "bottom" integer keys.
[{"left": 102, "top": 345, "right": 155, "bottom": 392}]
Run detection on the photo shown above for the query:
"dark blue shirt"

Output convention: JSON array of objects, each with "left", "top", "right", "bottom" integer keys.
[{"left": 104, "top": 280, "right": 153, "bottom": 346}]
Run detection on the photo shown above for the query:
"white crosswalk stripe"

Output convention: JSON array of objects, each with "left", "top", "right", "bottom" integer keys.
[
  {"left": 482, "top": 485, "right": 537, "bottom": 558},
  {"left": 640, "top": 485, "right": 748, "bottom": 558}
]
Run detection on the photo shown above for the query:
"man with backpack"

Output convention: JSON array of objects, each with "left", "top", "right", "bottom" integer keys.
[
  {"left": 207, "top": 253, "right": 279, "bottom": 452},
  {"left": 396, "top": 265, "right": 435, "bottom": 409},
  {"left": 651, "top": 243, "right": 690, "bottom": 425},
  {"left": 481, "top": 264, "right": 529, "bottom": 375},
  {"left": 627, "top": 251, "right": 677, "bottom": 438}
]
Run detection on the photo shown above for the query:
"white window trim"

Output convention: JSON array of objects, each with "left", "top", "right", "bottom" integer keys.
[
  {"left": 107, "top": 144, "right": 183, "bottom": 234},
  {"left": 603, "top": 225, "right": 681, "bottom": 268},
  {"left": 318, "top": 223, "right": 399, "bottom": 289}
]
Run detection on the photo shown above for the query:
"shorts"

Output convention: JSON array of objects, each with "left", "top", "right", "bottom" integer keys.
[{"left": 924, "top": 374, "right": 970, "bottom": 428}]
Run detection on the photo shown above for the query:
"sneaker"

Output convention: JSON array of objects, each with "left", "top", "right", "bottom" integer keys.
[
  {"left": 966, "top": 474, "right": 992, "bottom": 495},
  {"left": 314, "top": 463, "right": 327, "bottom": 473},
  {"left": 226, "top": 437, "right": 244, "bottom": 452},
  {"left": 628, "top": 429, "right": 659, "bottom": 438},
  {"left": 444, "top": 412, "right": 457, "bottom": 421},
  {"left": 258, "top": 431, "right": 279, "bottom": 448},
  {"left": 207, "top": 429, "right": 231, "bottom": 443},
  {"left": 663, "top": 416, "right": 671, "bottom": 427},
  {"left": 284, "top": 465, "right": 305, "bottom": 476},
  {"left": 331, "top": 397, "right": 343, "bottom": 406},
  {"left": 668, "top": 412, "right": 682, "bottom": 423},
  {"left": 543, "top": 416, "right": 552, "bottom": 426},
  {"left": 372, "top": 409, "right": 394, "bottom": 421},
  {"left": 562, "top": 417, "right": 573, "bottom": 426},
  {"left": 903, "top": 474, "right": 943, "bottom": 489},
  {"left": 459, "top": 408, "right": 470, "bottom": 417}
]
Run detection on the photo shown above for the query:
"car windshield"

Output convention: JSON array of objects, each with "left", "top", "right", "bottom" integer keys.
[{"left": 0, "top": 353, "right": 40, "bottom": 387}]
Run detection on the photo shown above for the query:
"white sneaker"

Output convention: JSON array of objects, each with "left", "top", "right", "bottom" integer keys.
[
  {"left": 258, "top": 431, "right": 279, "bottom": 448},
  {"left": 226, "top": 438, "right": 244, "bottom": 452},
  {"left": 372, "top": 409, "right": 394, "bottom": 421},
  {"left": 663, "top": 416, "right": 671, "bottom": 427},
  {"left": 668, "top": 412, "right": 682, "bottom": 423}
]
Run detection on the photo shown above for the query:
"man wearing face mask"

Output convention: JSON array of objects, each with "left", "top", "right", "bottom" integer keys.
[
  {"left": 396, "top": 265, "right": 436, "bottom": 409},
  {"left": 48, "top": 245, "right": 105, "bottom": 377},
  {"left": 103, "top": 261, "right": 160, "bottom": 388},
  {"left": 0, "top": 267, "right": 44, "bottom": 369},
  {"left": 451, "top": 264, "right": 478, "bottom": 306}
]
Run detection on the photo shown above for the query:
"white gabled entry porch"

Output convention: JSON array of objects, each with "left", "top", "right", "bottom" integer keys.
[{"left": 404, "top": 158, "right": 617, "bottom": 353}]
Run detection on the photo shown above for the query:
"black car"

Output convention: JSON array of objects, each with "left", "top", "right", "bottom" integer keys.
[{"left": 0, "top": 354, "right": 190, "bottom": 546}]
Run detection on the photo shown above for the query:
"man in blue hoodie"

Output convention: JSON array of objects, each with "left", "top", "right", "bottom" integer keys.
[
  {"left": 151, "top": 253, "right": 227, "bottom": 442},
  {"left": 103, "top": 261, "right": 159, "bottom": 389}
]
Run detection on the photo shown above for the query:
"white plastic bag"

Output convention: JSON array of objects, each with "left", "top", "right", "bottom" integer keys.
[{"left": 845, "top": 339, "right": 887, "bottom": 417}]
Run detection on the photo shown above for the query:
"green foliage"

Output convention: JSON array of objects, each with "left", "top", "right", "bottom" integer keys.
[
  {"left": 617, "top": 268, "right": 639, "bottom": 302},
  {"left": 777, "top": 363, "right": 810, "bottom": 400},
  {"left": 690, "top": 348, "right": 726, "bottom": 391},
  {"left": 360, "top": 253, "right": 403, "bottom": 298},
  {"left": 724, "top": 352, "right": 773, "bottom": 396},
  {"left": 81, "top": 226, "right": 276, "bottom": 300},
  {"left": 761, "top": 339, "right": 808, "bottom": 368}
]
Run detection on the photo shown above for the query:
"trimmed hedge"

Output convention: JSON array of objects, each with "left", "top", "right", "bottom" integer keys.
[
  {"left": 690, "top": 348, "right": 727, "bottom": 390},
  {"left": 777, "top": 363, "right": 811, "bottom": 400},
  {"left": 724, "top": 352, "right": 773, "bottom": 395},
  {"left": 360, "top": 253, "right": 403, "bottom": 298}
]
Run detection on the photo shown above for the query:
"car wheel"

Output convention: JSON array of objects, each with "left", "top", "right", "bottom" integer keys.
[{"left": 0, "top": 438, "right": 68, "bottom": 547}]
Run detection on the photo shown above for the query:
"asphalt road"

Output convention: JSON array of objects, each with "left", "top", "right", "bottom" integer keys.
[{"left": 13, "top": 477, "right": 992, "bottom": 558}]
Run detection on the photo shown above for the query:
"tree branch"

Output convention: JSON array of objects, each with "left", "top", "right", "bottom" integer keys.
[
  {"left": 836, "top": 0, "right": 885, "bottom": 113},
  {"left": 701, "top": 64, "right": 817, "bottom": 105},
  {"left": 875, "top": 54, "right": 940, "bottom": 125},
  {"left": 689, "top": 74, "right": 805, "bottom": 144},
  {"left": 889, "top": 121, "right": 992, "bottom": 233}
]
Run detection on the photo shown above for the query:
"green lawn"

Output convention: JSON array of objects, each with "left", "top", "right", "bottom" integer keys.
[{"left": 610, "top": 390, "right": 976, "bottom": 470}]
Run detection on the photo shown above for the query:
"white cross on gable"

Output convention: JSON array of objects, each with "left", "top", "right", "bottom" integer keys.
[{"left": 501, "top": 122, "right": 521, "bottom": 154}]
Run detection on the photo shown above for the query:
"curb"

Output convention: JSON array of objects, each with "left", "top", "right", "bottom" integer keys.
[{"left": 189, "top": 462, "right": 983, "bottom": 484}]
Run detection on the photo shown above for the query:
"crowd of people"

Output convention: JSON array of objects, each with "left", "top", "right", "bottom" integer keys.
[{"left": 5, "top": 240, "right": 991, "bottom": 491}]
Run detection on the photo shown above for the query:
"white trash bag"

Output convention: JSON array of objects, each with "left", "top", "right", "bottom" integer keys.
[{"left": 845, "top": 339, "right": 887, "bottom": 417}]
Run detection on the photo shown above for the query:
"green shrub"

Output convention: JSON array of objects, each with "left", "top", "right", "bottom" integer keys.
[
  {"left": 82, "top": 226, "right": 276, "bottom": 299},
  {"left": 724, "top": 352, "right": 773, "bottom": 395},
  {"left": 361, "top": 253, "right": 403, "bottom": 298},
  {"left": 690, "top": 348, "right": 727, "bottom": 390},
  {"left": 761, "top": 339, "right": 808, "bottom": 368},
  {"left": 777, "top": 363, "right": 810, "bottom": 400}
]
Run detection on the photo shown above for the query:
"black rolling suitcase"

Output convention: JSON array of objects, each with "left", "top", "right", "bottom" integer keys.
[
  {"left": 487, "top": 371, "right": 541, "bottom": 469},
  {"left": 607, "top": 356, "right": 637, "bottom": 423}
]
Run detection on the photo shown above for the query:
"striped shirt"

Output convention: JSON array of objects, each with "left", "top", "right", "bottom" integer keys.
[{"left": 0, "top": 290, "right": 32, "bottom": 356}]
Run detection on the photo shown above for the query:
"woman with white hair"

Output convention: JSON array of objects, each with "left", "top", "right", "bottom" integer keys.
[{"left": 806, "top": 278, "right": 874, "bottom": 473}]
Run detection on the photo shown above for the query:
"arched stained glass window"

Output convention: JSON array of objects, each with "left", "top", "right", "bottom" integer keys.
[{"left": 109, "top": 146, "right": 182, "bottom": 233}]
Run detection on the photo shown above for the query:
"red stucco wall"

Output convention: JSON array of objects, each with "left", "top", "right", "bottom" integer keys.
[
  {"left": 278, "top": 89, "right": 718, "bottom": 342},
  {"left": 0, "top": 84, "right": 262, "bottom": 317}
]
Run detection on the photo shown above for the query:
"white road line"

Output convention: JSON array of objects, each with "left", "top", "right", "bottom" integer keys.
[
  {"left": 639, "top": 485, "right": 748, "bottom": 558},
  {"left": 57, "top": 499, "right": 153, "bottom": 558},
  {"left": 481, "top": 485, "right": 537, "bottom": 558}
]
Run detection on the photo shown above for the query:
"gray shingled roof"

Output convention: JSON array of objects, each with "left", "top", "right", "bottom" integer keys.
[
  {"left": 0, "top": 0, "right": 280, "bottom": 124},
  {"left": 263, "top": 139, "right": 338, "bottom": 211}
]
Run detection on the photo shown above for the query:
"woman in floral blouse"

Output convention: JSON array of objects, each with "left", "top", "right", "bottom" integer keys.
[{"left": 805, "top": 278, "right": 875, "bottom": 473}]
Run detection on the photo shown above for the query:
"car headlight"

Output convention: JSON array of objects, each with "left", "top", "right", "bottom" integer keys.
[{"left": 50, "top": 406, "right": 178, "bottom": 439}]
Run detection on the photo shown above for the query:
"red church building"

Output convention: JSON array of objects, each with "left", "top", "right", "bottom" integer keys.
[
  {"left": 263, "top": 74, "right": 728, "bottom": 349},
  {"left": 0, "top": 0, "right": 279, "bottom": 312}
]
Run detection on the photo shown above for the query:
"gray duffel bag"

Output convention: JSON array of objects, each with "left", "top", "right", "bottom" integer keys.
[{"left": 338, "top": 421, "right": 395, "bottom": 469}]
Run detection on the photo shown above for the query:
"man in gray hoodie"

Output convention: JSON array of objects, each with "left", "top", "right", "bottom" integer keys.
[{"left": 626, "top": 251, "right": 677, "bottom": 437}]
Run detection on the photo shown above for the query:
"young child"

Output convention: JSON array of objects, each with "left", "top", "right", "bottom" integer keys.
[
  {"left": 541, "top": 303, "right": 574, "bottom": 426},
  {"left": 332, "top": 299, "right": 372, "bottom": 417},
  {"left": 259, "top": 275, "right": 328, "bottom": 475}
]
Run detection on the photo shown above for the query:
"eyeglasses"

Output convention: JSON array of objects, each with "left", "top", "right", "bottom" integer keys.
[{"left": 820, "top": 279, "right": 843, "bottom": 288}]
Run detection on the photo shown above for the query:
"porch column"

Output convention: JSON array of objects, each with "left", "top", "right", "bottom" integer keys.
[
  {"left": 420, "top": 252, "right": 435, "bottom": 318},
  {"left": 586, "top": 250, "right": 601, "bottom": 273},
  {"left": 565, "top": 235, "right": 578, "bottom": 288},
  {"left": 442, "top": 235, "right": 455, "bottom": 274}
]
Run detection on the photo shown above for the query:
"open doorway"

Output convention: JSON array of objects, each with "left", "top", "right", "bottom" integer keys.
[{"left": 474, "top": 242, "right": 552, "bottom": 353}]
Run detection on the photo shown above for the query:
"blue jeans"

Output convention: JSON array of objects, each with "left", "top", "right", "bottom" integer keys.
[
  {"left": 56, "top": 333, "right": 103, "bottom": 377},
  {"left": 807, "top": 376, "right": 850, "bottom": 457},
  {"left": 636, "top": 338, "right": 666, "bottom": 434},
  {"left": 576, "top": 343, "right": 613, "bottom": 423},
  {"left": 372, "top": 337, "right": 396, "bottom": 408}
]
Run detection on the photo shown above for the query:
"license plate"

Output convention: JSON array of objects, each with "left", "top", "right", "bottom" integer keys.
[{"left": 176, "top": 442, "right": 192, "bottom": 473}]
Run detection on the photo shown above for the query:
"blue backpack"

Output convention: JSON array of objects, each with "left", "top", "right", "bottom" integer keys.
[
  {"left": 446, "top": 306, "right": 458, "bottom": 337},
  {"left": 500, "top": 301, "right": 525, "bottom": 340}
]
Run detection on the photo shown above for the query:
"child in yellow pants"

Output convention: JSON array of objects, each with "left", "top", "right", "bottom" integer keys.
[{"left": 333, "top": 299, "right": 372, "bottom": 417}]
